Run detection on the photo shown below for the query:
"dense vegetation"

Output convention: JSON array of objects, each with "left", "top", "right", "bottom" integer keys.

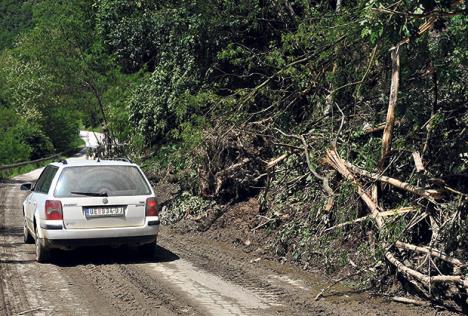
[
  {"left": 0, "top": 0, "right": 105, "bottom": 163},
  {"left": 1, "top": 0, "right": 466, "bottom": 308}
]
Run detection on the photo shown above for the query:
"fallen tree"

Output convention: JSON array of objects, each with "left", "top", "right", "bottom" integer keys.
[{"left": 324, "top": 146, "right": 467, "bottom": 301}]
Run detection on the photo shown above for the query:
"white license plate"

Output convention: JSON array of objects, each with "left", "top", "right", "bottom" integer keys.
[{"left": 84, "top": 206, "right": 125, "bottom": 217}]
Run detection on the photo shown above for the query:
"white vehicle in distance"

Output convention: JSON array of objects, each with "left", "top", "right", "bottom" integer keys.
[{"left": 20, "top": 158, "right": 159, "bottom": 263}]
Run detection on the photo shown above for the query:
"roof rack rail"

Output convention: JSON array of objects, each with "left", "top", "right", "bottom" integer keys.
[{"left": 104, "top": 157, "right": 133, "bottom": 163}]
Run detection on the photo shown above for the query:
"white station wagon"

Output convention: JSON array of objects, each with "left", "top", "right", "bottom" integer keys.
[{"left": 21, "top": 159, "right": 159, "bottom": 263}]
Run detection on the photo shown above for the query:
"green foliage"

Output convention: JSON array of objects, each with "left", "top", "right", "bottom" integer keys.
[
  {"left": 162, "top": 191, "right": 216, "bottom": 225},
  {"left": 44, "top": 108, "right": 81, "bottom": 152},
  {"left": 0, "top": 108, "right": 31, "bottom": 164},
  {"left": 0, "top": 0, "right": 32, "bottom": 50},
  {"left": 0, "top": 106, "right": 54, "bottom": 164},
  {"left": 128, "top": 59, "right": 201, "bottom": 145},
  {"left": 0, "top": 52, "right": 52, "bottom": 125},
  {"left": 0, "top": 0, "right": 117, "bottom": 160},
  {"left": 95, "top": 0, "right": 161, "bottom": 72},
  {"left": 16, "top": 123, "right": 54, "bottom": 160}
]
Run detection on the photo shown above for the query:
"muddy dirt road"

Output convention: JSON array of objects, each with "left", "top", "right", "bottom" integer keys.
[{"left": 0, "top": 168, "right": 448, "bottom": 315}]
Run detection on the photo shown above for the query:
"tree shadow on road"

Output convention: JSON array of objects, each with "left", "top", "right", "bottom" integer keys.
[{"left": 53, "top": 244, "right": 180, "bottom": 267}]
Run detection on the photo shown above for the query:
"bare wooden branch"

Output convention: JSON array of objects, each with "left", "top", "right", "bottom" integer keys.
[
  {"left": 412, "top": 152, "right": 425, "bottom": 172},
  {"left": 422, "top": 65, "right": 438, "bottom": 157},
  {"left": 324, "top": 207, "right": 418, "bottom": 232},
  {"left": 0, "top": 154, "right": 59, "bottom": 171},
  {"left": 219, "top": 158, "right": 251, "bottom": 174},
  {"left": 314, "top": 269, "right": 365, "bottom": 301},
  {"left": 362, "top": 120, "right": 404, "bottom": 135},
  {"left": 324, "top": 147, "right": 385, "bottom": 227},
  {"left": 0, "top": 149, "right": 76, "bottom": 171},
  {"left": 324, "top": 146, "right": 468, "bottom": 296},
  {"left": 251, "top": 216, "right": 275, "bottom": 231},
  {"left": 395, "top": 241, "right": 465, "bottom": 268},
  {"left": 342, "top": 161, "right": 441, "bottom": 201},
  {"left": 385, "top": 251, "right": 468, "bottom": 289},
  {"left": 379, "top": 44, "right": 401, "bottom": 170},
  {"left": 214, "top": 158, "right": 251, "bottom": 195},
  {"left": 391, "top": 296, "right": 430, "bottom": 307},
  {"left": 363, "top": 123, "right": 385, "bottom": 134},
  {"left": 266, "top": 154, "right": 288, "bottom": 169}
]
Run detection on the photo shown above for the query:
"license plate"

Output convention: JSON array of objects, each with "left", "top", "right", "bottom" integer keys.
[{"left": 84, "top": 206, "right": 125, "bottom": 217}]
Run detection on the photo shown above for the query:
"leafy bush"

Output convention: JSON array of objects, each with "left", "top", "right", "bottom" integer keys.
[
  {"left": 43, "top": 108, "right": 80, "bottom": 152},
  {"left": 0, "top": 108, "right": 30, "bottom": 164}
]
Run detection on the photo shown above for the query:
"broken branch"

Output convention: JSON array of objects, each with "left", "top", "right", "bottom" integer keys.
[
  {"left": 342, "top": 161, "right": 441, "bottom": 201},
  {"left": 324, "top": 207, "right": 418, "bottom": 232},
  {"left": 379, "top": 44, "right": 401, "bottom": 170},
  {"left": 266, "top": 153, "right": 288, "bottom": 169},
  {"left": 395, "top": 241, "right": 465, "bottom": 268},
  {"left": 385, "top": 251, "right": 468, "bottom": 289},
  {"left": 301, "top": 136, "right": 335, "bottom": 212}
]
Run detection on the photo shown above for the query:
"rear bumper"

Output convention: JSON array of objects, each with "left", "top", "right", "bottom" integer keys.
[
  {"left": 40, "top": 217, "right": 159, "bottom": 250},
  {"left": 43, "top": 235, "right": 157, "bottom": 250}
]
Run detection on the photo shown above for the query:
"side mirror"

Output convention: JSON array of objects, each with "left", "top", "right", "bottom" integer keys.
[{"left": 20, "top": 183, "right": 32, "bottom": 191}]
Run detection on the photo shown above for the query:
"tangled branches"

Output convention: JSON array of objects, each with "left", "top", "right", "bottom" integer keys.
[
  {"left": 324, "top": 147, "right": 467, "bottom": 302},
  {"left": 197, "top": 125, "right": 272, "bottom": 203}
]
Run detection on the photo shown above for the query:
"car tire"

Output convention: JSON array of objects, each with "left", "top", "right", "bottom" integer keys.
[
  {"left": 23, "top": 218, "right": 34, "bottom": 244},
  {"left": 35, "top": 232, "right": 50, "bottom": 263}
]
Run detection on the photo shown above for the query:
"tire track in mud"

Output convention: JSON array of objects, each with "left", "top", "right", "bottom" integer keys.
[
  {"left": 0, "top": 184, "right": 38, "bottom": 315},
  {"left": 137, "top": 259, "right": 279, "bottom": 316},
  {"left": 65, "top": 263, "right": 175, "bottom": 316},
  {"left": 0, "top": 185, "right": 9, "bottom": 316},
  {"left": 116, "top": 264, "right": 201, "bottom": 315},
  {"left": 156, "top": 233, "right": 324, "bottom": 316},
  {"left": 59, "top": 250, "right": 278, "bottom": 316},
  {"left": 155, "top": 233, "right": 436, "bottom": 316}
]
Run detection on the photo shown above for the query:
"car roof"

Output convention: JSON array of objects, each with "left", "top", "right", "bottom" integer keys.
[{"left": 50, "top": 159, "right": 137, "bottom": 168}]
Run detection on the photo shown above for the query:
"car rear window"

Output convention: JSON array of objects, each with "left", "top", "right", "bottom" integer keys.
[{"left": 54, "top": 165, "right": 151, "bottom": 197}]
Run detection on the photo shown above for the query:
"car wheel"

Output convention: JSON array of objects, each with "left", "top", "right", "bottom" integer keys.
[
  {"left": 35, "top": 231, "right": 50, "bottom": 263},
  {"left": 23, "top": 218, "right": 34, "bottom": 244}
]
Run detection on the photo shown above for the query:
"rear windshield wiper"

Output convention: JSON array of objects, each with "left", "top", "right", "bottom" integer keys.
[{"left": 70, "top": 191, "right": 108, "bottom": 197}]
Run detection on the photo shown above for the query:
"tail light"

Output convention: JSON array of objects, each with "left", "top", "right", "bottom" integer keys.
[
  {"left": 145, "top": 197, "right": 158, "bottom": 216},
  {"left": 45, "top": 200, "right": 63, "bottom": 220}
]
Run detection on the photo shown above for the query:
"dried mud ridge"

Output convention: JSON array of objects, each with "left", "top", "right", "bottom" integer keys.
[{"left": 0, "top": 180, "right": 456, "bottom": 315}]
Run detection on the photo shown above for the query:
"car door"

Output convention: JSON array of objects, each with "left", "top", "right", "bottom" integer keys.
[
  {"left": 27, "top": 166, "right": 59, "bottom": 230},
  {"left": 25, "top": 168, "right": 47, "bottom": 230}
]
